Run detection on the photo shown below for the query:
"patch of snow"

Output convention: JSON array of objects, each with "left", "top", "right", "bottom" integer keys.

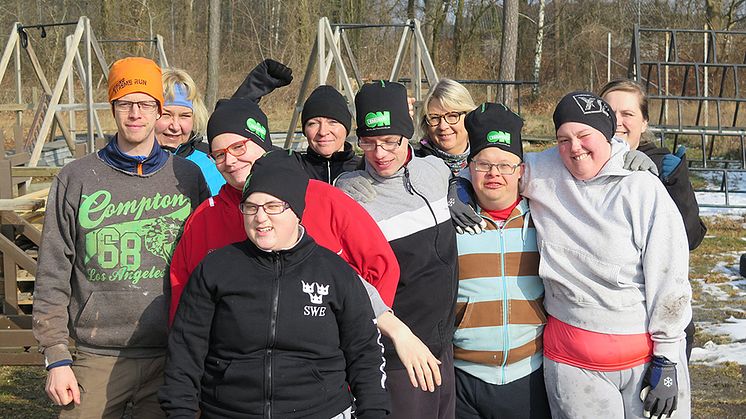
[
  {"left": 694, "top": 277, "right": 732, "bottom": 300},
  {"left": 691, "top": 340, "right": 746, "bottom": 365}
]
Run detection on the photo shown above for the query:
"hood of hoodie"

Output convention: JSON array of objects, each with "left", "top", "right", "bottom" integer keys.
[{"left": 97, "top": 135, "right": 170, "bottom": 175}]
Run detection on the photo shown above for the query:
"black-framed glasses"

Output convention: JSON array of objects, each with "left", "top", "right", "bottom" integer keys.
[
  {"left": 425, "top": 111, "right": 466, "bottom": 127},
  {"left": 358, "top": 136, "right": 403, "bottom": 152},
  {"left": 210, "top": 139, "right": 251, "bottom": 163},
  {"left": 471, "top": 160, "right": 521, "bottom": 175},
  {"left": 113, "top": 100, "right": 159, "bottom": 113},
  {"left": 239, "top": 201, "right": 291, "bottom": 215}
]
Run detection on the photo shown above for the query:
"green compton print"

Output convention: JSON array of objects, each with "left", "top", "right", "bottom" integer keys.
[{"left": 80, "top": 190, "right": 191, "bottom": 284}]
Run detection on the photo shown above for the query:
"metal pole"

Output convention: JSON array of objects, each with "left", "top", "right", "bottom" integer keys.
[
  {"left": 318, "top": 18, "right": 326, "bottom": 86},
  {"left": 14, "top": 26, "right": 22, "bottom": 143},
  {"left": 665, "top": 32, "right": 670, "bottom": 125},
  {"left": 66, "top": 36, "right": 76, "bottom": 140},
  {"left": 704, "top": 26, "right": 709, "bottom": 127}
]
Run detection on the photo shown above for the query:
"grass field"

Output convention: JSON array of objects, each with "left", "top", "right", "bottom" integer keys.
[{"left": 1, "top": 214, "right": 745, "bottom": 418}]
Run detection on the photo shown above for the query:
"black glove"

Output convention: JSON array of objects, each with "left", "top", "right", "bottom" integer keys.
[
  {"left": 640, "top": 356, "right": 678, "bottom": 418},
  {"left": 231, "top": 59, "right": 293, "bottom": 103},
  {"left": 448, "top": 177, "right": 486, "bottom": 235}
]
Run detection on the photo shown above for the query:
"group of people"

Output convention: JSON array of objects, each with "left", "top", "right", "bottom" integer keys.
[{"left": 30, "top": 55, "right": 704, "bottom": 419}]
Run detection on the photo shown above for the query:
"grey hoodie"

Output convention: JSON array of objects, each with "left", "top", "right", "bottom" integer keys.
[{"left": 521, "top": 141, "right": 691, "bottom": 361}]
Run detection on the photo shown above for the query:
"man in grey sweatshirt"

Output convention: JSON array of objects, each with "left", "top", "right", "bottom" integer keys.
[{"left": 32, "top": 57, "right": 208, "bottom": 418}]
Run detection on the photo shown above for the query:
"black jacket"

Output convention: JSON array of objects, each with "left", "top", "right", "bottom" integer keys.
[
  {"left": 300, "top": 141, "right": 362, "bottom": 184},
  {"left": 638, "top": 141, "right": 707, "bottom": 250},
  {"left": 160, "top": 232, "right": 389, "bottom": 419}
]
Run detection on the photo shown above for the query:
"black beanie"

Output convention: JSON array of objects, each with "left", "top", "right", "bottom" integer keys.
[
  {"left": 465, "top": 103, "right": 524, "bottom": 161},
  {"left": 552, "top": 91, "right": 616, "bottom": 141},
  {"left": 301, "top": 85, "right": 352, "bottom": 135},
  {"left": 241, "top": 150, "right": 309, "bottom": 220},
  {"left": 355, "top": 81, "right": 414, "bottom": 139},
  {"left": 207, "top": 97, "right": 272, "bottom": 151}
]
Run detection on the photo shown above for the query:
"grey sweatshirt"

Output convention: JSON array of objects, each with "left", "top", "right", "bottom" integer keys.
[
  {"left": 33, "top": 153, "right": 208, "bottom": 364},
  {"left": 521, "top": 141, "right": 691, "bottom": 361}
]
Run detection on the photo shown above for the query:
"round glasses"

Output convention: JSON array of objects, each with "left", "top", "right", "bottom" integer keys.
[
  {"left": 358, "top": 137, "right": 403, "bottom": 152},
  {"left": 425, "top": 111, "right": 466, "bottom": 127},
  {"left": 471, "top": 160, "right": 521, "bottom": 175},
  {"left": 210, "top": 139, "right": 250, "bottom": 163},
  {"left": 113, "top": 100, "right": 159, "bottom": 113},
  {"left": 239, "top": 201, "right": 291, "bottom": 215}
]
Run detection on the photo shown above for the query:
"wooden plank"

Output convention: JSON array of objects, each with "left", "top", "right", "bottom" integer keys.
[
  {"left": 0, "top": 22, "right": 19, "bottom": 87},
  {"left": 1, "top": 210, "right": 42, "bottom": 245},
  {"left": 0, "top": 314, "right": 33, "bottom": 329},
  {"left": 0, "top": 198, "right": 45, "bottom": 211},
  {"left": 8, "top": 151, "right": 29, "bottom": 166},
  {"left": 0, "top": 103, "right": 33, "bottom": 112},
  {"left": 0, "top": 352, "right": 45, "bottom": 366},
  {"left": 21, "top": 187, "right": 50, "bottom": 200},
  {"left": 10, "top": 167, "right": 61, "bottom": 177},
  {"left": 0, "top": 232, "right": 37, "bottom": 275},
  {"left": 0, "top": 329, "right": 37, "bottom": 347}
]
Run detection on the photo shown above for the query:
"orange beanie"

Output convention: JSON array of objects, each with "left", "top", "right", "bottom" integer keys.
[{"left": 108, "top": 57, "right": 165, "bottom": 112}]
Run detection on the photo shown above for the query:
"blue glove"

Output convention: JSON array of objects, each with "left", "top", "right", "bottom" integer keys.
[
  {"left": 661, "top": 145, "right": 685, "bottom": 181},
  {"left": 448, "top": 177, "right": 486, "bottom": 235},
  {"left": 640, "top": 356, "right": 678, "bottom": 418}
]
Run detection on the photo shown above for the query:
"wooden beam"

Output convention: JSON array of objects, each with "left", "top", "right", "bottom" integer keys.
[
  {"left": 1, "top": 210, "right": 42, "bottom": 245},
  {"left": 10, "top": 167, "right": 61, "bottom": 177},
  {"left": 0, "top": 22, "right": 19, "bottom": 87},
  {"left": 0, "top": 329, "right": 37, "bottom": 347},
  {"left": 0, "top": 314, "right": 33, "bottom": 329},
  {"left": 0, "top": 232, "right": 37, "bottom": 275},
  {"left": 0, "top": 103, "right": 33, "bottom": 112},
  {"left": 0, "top": 198, "right": 45, "bottom": 211},
  {"left": 0, "top": 352, "right": 45, "bottom": 366}
]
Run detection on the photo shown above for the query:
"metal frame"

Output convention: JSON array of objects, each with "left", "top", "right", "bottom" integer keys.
[
  {"left": 284, "top": 17, "right": 439, "bottom": 149},
  {"left": 629, "top": 26, "right": 746, "bottom": 207}
]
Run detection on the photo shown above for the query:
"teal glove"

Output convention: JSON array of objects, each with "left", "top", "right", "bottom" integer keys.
[{"left": 661, "top": 145, "right": 685, "bottom": 181}]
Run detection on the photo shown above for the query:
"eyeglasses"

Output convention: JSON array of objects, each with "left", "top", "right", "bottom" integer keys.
[
  {"left": 471, "top": 160, "right": 521, "bottom": 175},
  {"left": 210, "top": 139, "right": 250, "bottom": 163},
  {"left": 239, "top": 201, "right": 291, "bottom": 215},
  {"left": 358, "top": 136, "right": 403, "bottom": 152},
  {"left": 425, "top": 111, "right": 466, "bottom": 127},
  {"left": 113, "top": 100, "right": 159, "bottom": 113}
]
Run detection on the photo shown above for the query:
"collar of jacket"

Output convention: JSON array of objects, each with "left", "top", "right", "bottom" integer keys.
[
  {"left": 362, "top": 144, "right": 416, "bottom": 183},
  {"left": 160, "top": 132, "right": 202, "bottom": 158},
  {"left": 478, "top": 197, "right": 532, "bottom": 242},
  {"left": 304, "top": 141, "right": 356, "bottom": 163},
  {"left": 97, "top": 135, "right": 169, "bottom": 175},
  {"left": 237, "top": 225, "right": 316, "bottom": 270},
  {"left": 582, "top": 138, "right": 634, "bottom": 182},
  {"left": 217, "top": 183, "right": 243, "bottom": 208}
]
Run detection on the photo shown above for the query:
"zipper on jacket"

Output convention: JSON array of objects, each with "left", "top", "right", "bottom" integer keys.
[
  {"left": 265, "top": 252, "right": 282, "bottom": 418},
  {"left": 499, "top": 226, "right": 509, "bottom": 385},
  {"left": 326, "top": 161, "right": 331, "bottom": 184}
]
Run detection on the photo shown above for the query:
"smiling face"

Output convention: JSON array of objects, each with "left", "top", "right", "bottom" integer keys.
[
  {"left": 469, "top": 147, "right": 524, "bottom": 211},
  {"left": 556, "top": 122, "right": 612, "bottom": 180},
  {"left": 602, "top": 90, "right": 648, "bottom": 150},
  {"left": 112, "top": 92, "right": 160, "bottom": 155},
  {"left": 211, "top": 133, "right": 266, "bottom": 189},
  {"left": 304, "top": 116, "right": 347, "bottom": 158},
  {"left": 155, "top": 105, "right": 194, "bottom": 148},
  {"left": 360, "top": 134, "right": 408, "bottom": 177},
  {"left": 243, "top": 192, "right": 300, "bottom": 251},
  {"left": 425, "top": 99, "right": 469, "bottom": 155}
]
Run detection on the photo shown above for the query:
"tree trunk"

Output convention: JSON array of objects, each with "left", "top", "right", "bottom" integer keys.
[
  {"left": 705, "top": 0, "right": 723, "bottom": 30},
  {"left": 453, "top": 0, "right": 465, "bottom": 73},
  {"left": 499, "top": 0, "right": 519, "bottom": 105},
  {"left": 532, "top": 0, "right": 546, "bottom": 97},
  {"left": 206, "top": 0, "right": 221, "bottom": 109}
]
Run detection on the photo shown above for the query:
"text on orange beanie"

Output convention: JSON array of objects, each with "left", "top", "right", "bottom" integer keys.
[{"left": 108, "top": 57, "right": 165, "bottom": 112}]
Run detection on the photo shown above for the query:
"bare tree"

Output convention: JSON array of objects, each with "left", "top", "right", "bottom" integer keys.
[
  {"left": 205, "top": 0, "right": 220, "bottom": 109},
  {"left": 532, "top": 0, "right": 546, "bottom": 97},
  {"left": 499, "top": 0, "right": 519, "bottom": 105}
]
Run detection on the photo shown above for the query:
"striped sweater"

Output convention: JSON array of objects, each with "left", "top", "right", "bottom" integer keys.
[{"left": 453, "top": 198, "right": 546, "bottom": 385}]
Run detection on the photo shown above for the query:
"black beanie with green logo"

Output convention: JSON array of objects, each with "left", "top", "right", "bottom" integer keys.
[
  {"left": 465, "top": 102, "right": 524, "bottom": 161},
  {"left": 242, "top": 149, "right": 309, "bottom": 220},
  {"left": 354, "top": 80, "right": 414, "bottom": 139},
  {"left": 207, "top": 97, "right": 271, "bottom": 151}
]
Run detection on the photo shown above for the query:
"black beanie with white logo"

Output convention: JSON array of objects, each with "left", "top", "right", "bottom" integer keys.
[
  {"left": 552, "top": 91, "right": 616, "bottom": 141},
  {"left": 242, "top": 149, "right": 309, "bottom": 220},
  {"left": 207, "top": 97, "right": 272, "bottom": 151},
  {"left": 301, "top": 85, "right": 352, "bottom": 135},
  {"left": 354, "top": 80, "right": 414, "bottom": 139},
  {"left": 465, "top": 102, "right": 524, "bottom": 161}
]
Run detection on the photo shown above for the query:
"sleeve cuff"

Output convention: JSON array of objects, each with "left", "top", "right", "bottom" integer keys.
[
  {"left": 42, "top": 343, "right": 73, "bottom": 366},
  {"left": 46, "top": 359, "right": 73, "bottom": 370},
  {"left": 653, "top": 340, "right": 681, "bottom": 361}
]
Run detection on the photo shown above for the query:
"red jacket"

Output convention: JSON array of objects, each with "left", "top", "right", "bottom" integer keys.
[{"left": 169, "top": 181, "right": 400, "bottom": 324}]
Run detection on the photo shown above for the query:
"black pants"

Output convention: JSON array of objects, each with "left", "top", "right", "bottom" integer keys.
[
  {"left": 386, "top": 345, "right": 456, "bottom": 419},
  {"left": 685, "top": 319, "right": 695, "bottom": 361},
  {"left": 455, "top": 366, "right": 551, "bottom": 419}
]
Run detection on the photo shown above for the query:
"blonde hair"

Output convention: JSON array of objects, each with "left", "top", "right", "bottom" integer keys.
[
  {"left": 419, "top": 78, "right": 477, "bottom": 137},
  {"left": 161, "top": 68, "right": 209, "bottom": 137}
]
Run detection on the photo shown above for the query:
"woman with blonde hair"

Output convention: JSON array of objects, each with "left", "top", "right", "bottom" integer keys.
[{"left": 156, "top": 67, "right": 224, "bottom": 195}]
